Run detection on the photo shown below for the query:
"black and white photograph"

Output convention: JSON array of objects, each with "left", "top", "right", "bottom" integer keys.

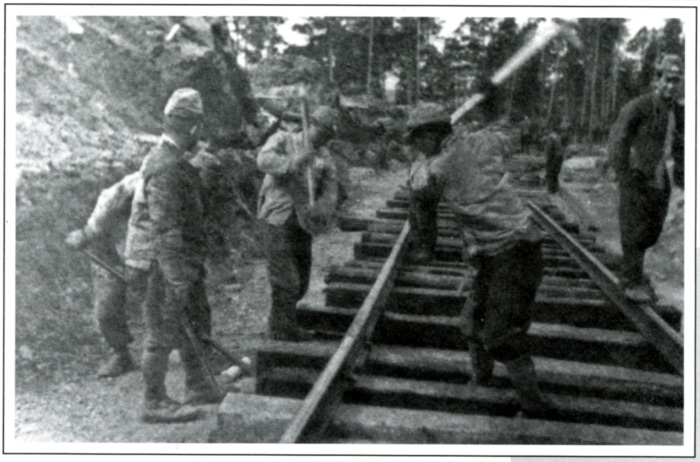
[{"left": 4, "top": 1, "right": 697, "bottom": 458}]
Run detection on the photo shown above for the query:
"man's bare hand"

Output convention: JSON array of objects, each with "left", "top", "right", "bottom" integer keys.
[{"left": 65, "top": 229, "right": 89, "bottom": 250}]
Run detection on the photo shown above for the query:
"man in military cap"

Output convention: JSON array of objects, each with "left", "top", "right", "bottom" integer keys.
[
  {"left": 608, "top": 54, "right": 684, "bottom": 303},
  {"left": 126, "top": 88, "right": 217, "bottom": 423},
  {"left": 406, "top": 103, "right": 552, "bottom": 418},
  {"left": 257, "top": 105, "right": 339, "bottom": 342}
]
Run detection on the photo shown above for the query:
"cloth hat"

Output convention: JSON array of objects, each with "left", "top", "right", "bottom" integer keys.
[
  {"left": 311, "top": 106, "right": 339, "bottom": 135},
  {"left": 656, "top": 54, "right": 683, "bottom": 77},
  {"left": 164, "top": 88, "right": 204, "bottom": 119},
  {"left": 406, "top": 102, "right": 451, "bottom": 132}
]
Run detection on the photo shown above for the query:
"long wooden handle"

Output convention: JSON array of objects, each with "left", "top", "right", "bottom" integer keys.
[
  {"left": 300, "top": 98, "right": 315, "bottom": 206},
  {"left": 451, "top": 20, "right": 567, "bottom": 126}
]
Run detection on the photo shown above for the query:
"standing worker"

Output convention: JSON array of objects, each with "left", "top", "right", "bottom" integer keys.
[
  {"left": 542, "top": 124, "right": 567, "bottom": 194},
  {"left": 608, "top": 54, "right": 684, "bottom": 303},
  {"left": 126, "top": 88, "right": 218, "bottom": 423},
  {"left": 65, "top": 172, "right": 145, "bottom": 378},
  {"left": 65, "top": 154, "right": 225, "bottom": 379},
  {"left": 406, "top": 103, "right": 553, "bottom": 417},
  {"left": 257, "top": 105, "right": 339, "bottom": 342}
]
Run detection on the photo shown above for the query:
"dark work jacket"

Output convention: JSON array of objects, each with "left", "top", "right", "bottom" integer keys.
[
  {"left": 608, "top": 93, "right": 683, "bottom": 183},
  {"left": 125, "top": 138, "right": 206, "bottom": 278}
]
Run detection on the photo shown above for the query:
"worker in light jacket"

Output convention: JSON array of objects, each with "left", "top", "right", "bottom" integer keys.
[
  {"left": 256, "top": 106, "right": 340, "bottom": 342},
  {"left": 406, "top": 102, "right": 553, "bottom": 418}
]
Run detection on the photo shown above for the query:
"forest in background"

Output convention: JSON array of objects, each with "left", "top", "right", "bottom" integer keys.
[{"left": 232, "top": 16, "right": 685, "bottom": 142}]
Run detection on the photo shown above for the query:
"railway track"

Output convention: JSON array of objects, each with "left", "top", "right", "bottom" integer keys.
[{"left": 215, "top": 177, "right": 684, "bottom": 446}]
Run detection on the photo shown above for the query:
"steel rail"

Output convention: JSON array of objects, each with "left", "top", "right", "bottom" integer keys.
[
  {"left": 527, "top": 200, "right": 683, "bottom": 375},
  {"left": 279, "top": 221, "right": 412, "bottom": 443}
]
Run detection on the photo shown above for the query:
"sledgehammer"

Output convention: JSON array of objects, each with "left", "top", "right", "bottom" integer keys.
[{"left": 451, "top": 18, "right": 581, "bottom": 125}]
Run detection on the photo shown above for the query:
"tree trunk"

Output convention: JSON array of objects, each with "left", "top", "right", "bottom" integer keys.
[
  {"left": 328, "top": 20, "right": 336, "bottom": 84},
  {"left": 232, "top": 17, "right": 240, "bottom": 65},
  {"left": 602, "top": 74, "right": 610, "bottom": 127},
  {"left": 545, "top": 53, "right": 562, "bottom": 127},
  {"left": 611, "top": 54, "right": 619, "bottom": 123},
  {"left": 367, "top": 17, "right": 374, "bottom": 99},
  {"left": 587, "top": 22, "right": 601, "bottom": 141},
  {"left": 415, "top": 18, "right": 421, "bottom": 104},
  {"left": 538, "top": 49, "right": 547, "bottom": 113},
  {"left": 579, "top": 71, "right": 589, "bottom": 138},
  {"left": 505, "top": 74, "right": 516, "bottom": 120}
]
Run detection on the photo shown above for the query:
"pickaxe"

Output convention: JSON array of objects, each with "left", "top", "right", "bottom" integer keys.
[{"left": 299, "top": 92, "right": 316, "bottom": 206}]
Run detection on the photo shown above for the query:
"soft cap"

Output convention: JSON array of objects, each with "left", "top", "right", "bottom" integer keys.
[
  {"left": 657, "top": 54, "right": 683, "bottom": 77},
  {"left": 311, "top": 105, "right": 339, "bottom": 135},
  {"left": 164, "top": 88, "right": 204, "bottom": 119}
]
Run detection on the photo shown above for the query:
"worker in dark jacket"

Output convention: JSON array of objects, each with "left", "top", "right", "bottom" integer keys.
[
  {"left": 126, "top": 88, "right": 215, "bottom": 423},
  {"left": 406, "top": 103, "right": 552, "bottom": 418},
  {"left": 257, "top": 106, "right": 339, "bottom": 342},
  {"left": 542, "top": 120, "right": 571, "bottom": 194},
  {"left": 608, "top": 54, "right": 684, "bottom": 303}
]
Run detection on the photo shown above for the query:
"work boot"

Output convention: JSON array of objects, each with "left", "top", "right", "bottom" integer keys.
[
  {"left": 141, "top": 396, "right": 201, "bottom": 424},
  {"left": 624, "top": 284, "right": 652, "bottom": 303},
  {"left": 505, "top": 355, "right": 556, "bottom": 418},
  {"left": 468, "top": 341, "right": 494, "bottom": 385},
  {"left": 97, "top": 350, "right": 136, "bottom": 378}
]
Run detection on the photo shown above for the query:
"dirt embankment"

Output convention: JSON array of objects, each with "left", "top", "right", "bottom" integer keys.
[
  {"left": 16, "top": 16, "right": 172, "bottom": 389},
  {"left": 12, "top": 15, "right": 410, "bottom": 445}
]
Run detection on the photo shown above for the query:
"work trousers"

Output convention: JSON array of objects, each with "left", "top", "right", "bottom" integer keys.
[
  {"left": 408, "top": 187, "right": 441, "bottom": 262},
  {"left": 91, "top": 248, "right": 147, "bottom": 353},
  {"left": 142, "top": 261, "right": 211, "bottom": 400},
  {"left": 460, "top": 239, "right": 544, "bottom": 362},
  {"left": 618, "top": 172, "right": 671, "bottom": 285},
  {"left": 262, "top": 213, "right": 312, "bottom": 336},
  {"left": 545, "top": 152, "right": 564, "bottom": 193}
]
